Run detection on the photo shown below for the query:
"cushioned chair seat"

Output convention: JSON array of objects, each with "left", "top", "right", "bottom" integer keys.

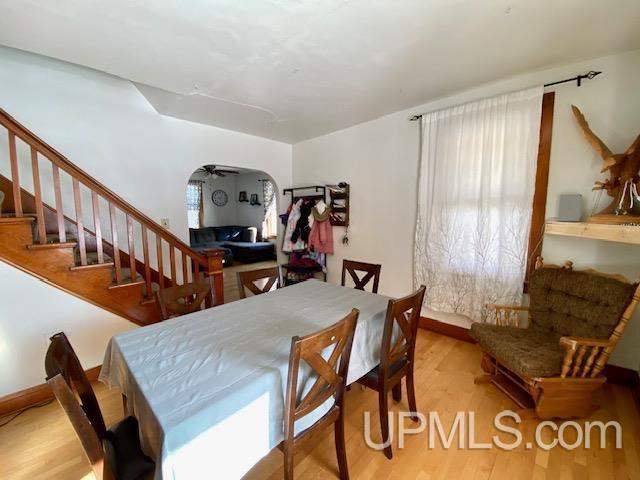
[
  {"left": 227, "top": 242, "right": 276, "bottom": 263},
  {"left": 103, "top": 416, "right": 155, "bottom": 480},
  {"left": 227, "top": 241, "right": 274, "bottom": 250},
  {"left": 470, "top": 323, "right": 564, "bottom": 378},
  {"left": 360, "top": 357, "right": 409, "bottom": 383}
]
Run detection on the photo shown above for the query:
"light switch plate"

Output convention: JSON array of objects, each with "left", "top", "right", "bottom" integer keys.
[{"left": 160, "top": 218, "right": 170, "bottom": 229}]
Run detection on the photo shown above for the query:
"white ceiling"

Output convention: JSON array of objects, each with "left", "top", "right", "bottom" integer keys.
[{"left": 1, "top": 0, "right": 639, "bottom": 143}]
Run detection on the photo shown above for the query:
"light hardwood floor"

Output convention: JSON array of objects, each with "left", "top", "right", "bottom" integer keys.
[{"left": 1, "top": 330, "right": 639, "bottom": 479}]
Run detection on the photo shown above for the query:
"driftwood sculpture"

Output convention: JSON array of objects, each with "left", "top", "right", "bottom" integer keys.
[{"left": 571, "top": 105, "right": 640, "bottom": 223}]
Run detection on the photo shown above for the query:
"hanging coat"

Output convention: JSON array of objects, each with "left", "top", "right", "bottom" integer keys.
[
  {"left": 282, "top": 199, "right": 306, "bottom": 252},
  {"left": 308, "top": 201, "right": 334, "bottom": 254},
  {"left": 291, "top": 199, "right": 314, "bottom": 244}
]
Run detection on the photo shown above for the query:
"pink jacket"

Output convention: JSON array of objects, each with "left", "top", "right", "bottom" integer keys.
[{"left": 308, "top": 218, "right": 333, "bottom": 254}]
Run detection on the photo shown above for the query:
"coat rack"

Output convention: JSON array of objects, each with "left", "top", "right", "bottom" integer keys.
[{"left": 283, "top": 185, "right": 326, "bottom": 203}]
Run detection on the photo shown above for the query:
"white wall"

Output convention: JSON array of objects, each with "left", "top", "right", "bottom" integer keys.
[
  {"left": 293, "top": 49, "right": 640, "bottom": 370},
  {"left": 0, "top": 262, "right": 134, "bottom": 396},
  {"left": 236, "top": 171, "right": 271, "bottom": 236},
  {"left": 201, "top": 175, "right": 239, "bottom": 227},
  {"left": 0, "top": 46, "right": 292, "bottom": 395}
]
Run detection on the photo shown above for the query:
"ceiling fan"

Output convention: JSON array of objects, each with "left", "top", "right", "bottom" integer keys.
[{"left": 195, "top": 165, "right": 240, "bottom": 178}]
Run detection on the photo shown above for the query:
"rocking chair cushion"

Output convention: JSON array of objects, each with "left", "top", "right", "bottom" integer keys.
[
  {"left": 469, "top": 323, "right": 564, "bottom": 378},
  {"left": 528, "top": 268, "right": 636, "bottom": 339}
]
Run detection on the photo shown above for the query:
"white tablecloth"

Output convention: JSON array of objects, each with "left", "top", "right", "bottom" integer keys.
[{"left": 99, "top": 280, "right": 390, "bottom": 479}]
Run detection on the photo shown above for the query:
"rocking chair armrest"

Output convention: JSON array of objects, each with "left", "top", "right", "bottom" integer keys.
[
  {"left": 559, "top": 336, "right": 614, "bottom": 350},
  {"left": 558, "top": 336, "right": 614, "bottom": 378}
]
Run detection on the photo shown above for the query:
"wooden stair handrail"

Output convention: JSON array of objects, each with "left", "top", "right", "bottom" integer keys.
[{"left": 0, "top": 107, "right": 206, "bottom": 266}]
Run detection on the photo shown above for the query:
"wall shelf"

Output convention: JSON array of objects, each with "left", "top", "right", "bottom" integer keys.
[{"left": 545, "top": 221, "right": 640, "bottom": 245}]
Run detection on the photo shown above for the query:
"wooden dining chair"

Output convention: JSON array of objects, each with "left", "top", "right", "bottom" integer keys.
[
  {"left": 45, "top": 332, "right": 154, "bottom": 480},
  {"left": 281, "top": 309, "right": 359, "bottom": 480},
  {"left": 341, "top": 259, "right": 382, "bottom": 293},
  {"left": 237, "top": 266, "right": 281, "bottom": 299},
  {"left": 356, "top": 285, "right": 426, "bottom": 459},
  {"left": 156, "top": 276, "right": 215, "bottom": 320}
]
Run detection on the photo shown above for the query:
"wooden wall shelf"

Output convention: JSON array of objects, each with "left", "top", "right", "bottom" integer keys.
[{"left": 545, "top": 221, "right": 640, "bottom": 245}]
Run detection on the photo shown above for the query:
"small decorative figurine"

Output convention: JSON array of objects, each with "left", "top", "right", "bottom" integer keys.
[{"left": 572, "top": 105, "right": 640, "bottom": 223}]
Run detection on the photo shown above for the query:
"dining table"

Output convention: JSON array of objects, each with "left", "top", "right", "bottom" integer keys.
[{"left": 99, "top": 279, "right": 391, "bottom": 479}]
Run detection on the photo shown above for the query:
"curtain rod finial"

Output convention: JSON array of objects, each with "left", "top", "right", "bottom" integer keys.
[{"left": 409, "top": 114, "right": 422, "bottom": 122}]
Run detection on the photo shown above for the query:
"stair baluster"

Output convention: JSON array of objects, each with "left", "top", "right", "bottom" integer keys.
[
  {"left": 72, "top": 178, "right": 87, "bottom": 266},
  {"left": 30, "top": 146, "right": 47, "bottom": 244},
  {"left": 91, "top": 191, "right": 104, "bottom": 263},
  {"left": 51, "top": 164, "right": 66, "bottom": 243},
  {"left": 156, "top": 236, "right": 165, "bottom": 289},
  {"left": 126, "top": 214, "right": 136, "bottom": 278},
  {"left": 109, "top": 202, "right": 123, "bottom": 284},
  {"left": 8, "top": 131, "right": 22, "bottom": 217}
]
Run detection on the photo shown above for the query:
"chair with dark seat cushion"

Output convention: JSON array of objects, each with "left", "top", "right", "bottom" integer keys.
[
  {"left": 45, "top": 332, "right": 154, "bottom": 480},
  {"left": 356, "top": 285, "right": 426, "bottom": 459},
  {"left": 470, "top": 259, "right": 639, "bottom": 419}
]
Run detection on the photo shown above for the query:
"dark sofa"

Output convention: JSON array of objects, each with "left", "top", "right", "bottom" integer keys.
[{"left": 189, "top": 226, "right": 276, "bottom": 266}]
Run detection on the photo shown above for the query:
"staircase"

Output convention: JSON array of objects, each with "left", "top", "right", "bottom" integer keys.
[{"left": 0, "top": 107, "right": 224, "bottom": 326}]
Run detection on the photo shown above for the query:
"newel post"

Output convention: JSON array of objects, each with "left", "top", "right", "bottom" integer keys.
[{"left": 203, "top": 249, "right": 225, "bottom": 306}]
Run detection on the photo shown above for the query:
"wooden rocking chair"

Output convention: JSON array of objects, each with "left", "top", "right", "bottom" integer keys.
[{"left": 470, "top": 258, "right": 640, "bottom": 419}]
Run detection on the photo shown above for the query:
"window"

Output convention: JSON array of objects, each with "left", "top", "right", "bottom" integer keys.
[
  {"left": 261, "top": 180, "right": 278, "bottom": 238},
  {"left": 186, "top": 181, "right": 203, "bottom": 229}
]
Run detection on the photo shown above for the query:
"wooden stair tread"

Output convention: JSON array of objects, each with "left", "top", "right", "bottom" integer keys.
[
  {"left": 70, "top": 252, "right": 115, "bottom": 271},
  {"left": 139, "top": 296, "right": 157, "bottom": 305},
  {"left": 0, "top": 215, "right": 35, "bottom": 225},
  {"left": 109, "top": 279, "right": 145, "bottom": 289},
  {"left": 28, "top": 233, "right": 78, "bottom": 250},
  {"left": 27, "top": 241, "right": 78, "bottom": 250},
  {"left": 109, "top": 268, "right": 145, "bottom": 289}
]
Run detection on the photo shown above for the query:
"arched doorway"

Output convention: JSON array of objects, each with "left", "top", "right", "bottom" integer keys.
[{"left": 185, "top": 164, "right": 279, "bottom": 281}]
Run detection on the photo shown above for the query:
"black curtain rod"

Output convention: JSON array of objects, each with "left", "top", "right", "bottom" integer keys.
[{"left": 408, "top": 70, "right": 602, "bottom": 121}]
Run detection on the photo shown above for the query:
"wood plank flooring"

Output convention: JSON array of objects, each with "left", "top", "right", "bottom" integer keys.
[{"left": 1, "top": 331, "right": 638, "bottom": 479}]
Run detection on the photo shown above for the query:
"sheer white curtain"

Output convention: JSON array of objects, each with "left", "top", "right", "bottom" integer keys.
[{"left": 414, "top": 87, "right": 543, "bottom": 323}]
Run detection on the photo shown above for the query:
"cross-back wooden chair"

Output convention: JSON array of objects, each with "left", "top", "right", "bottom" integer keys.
[
  {"left": 281, "top": 309, "right": 359, "bottom": 480},
  {"left": 45, "top": 332, "right": 154, "bottom": 480},
  {"left": 237, "top": 266, "right": 281, "bottom": 299},
  {"left": 156, "top": 276, "right": 215, "bottom": 320},
  {"left": 356, "top": 285, "right": 426, "bottom": 459},
  {"left": 341, "top": 259, "right": 381, "bottom": 293}
]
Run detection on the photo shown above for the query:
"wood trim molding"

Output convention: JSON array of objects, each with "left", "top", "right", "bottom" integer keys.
[
  {"left": 0, "top": 365, "right": 101, "bottom": 417},
  {"left": 525, "top": 91, "right": 555, "bottom": 291},
  {"left": 419, "top": 316, "right": 474, "bottom": 343}
]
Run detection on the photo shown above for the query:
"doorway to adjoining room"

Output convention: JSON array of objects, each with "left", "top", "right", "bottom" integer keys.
[{"left": 186, "top": 165, "right": 279, "bottom": 302}]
